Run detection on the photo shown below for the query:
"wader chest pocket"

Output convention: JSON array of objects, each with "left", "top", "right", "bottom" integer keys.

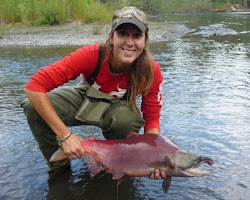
[{"left": 75, "top": 86, "right": 116, "bottom": 125}]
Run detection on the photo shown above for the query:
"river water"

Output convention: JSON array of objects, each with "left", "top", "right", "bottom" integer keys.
[{"left": 0, "top": 12, "right": 249, "bottom": 200}]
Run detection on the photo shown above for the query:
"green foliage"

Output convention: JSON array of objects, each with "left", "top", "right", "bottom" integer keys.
[
  {"left": 98, "top": 0, "right": 130, "bottom": 9},
  {"left": 0, "top": 24, "right": 6, "bottom": 39},
  {"left": 0, "top": 0, "right": 114, "bottom": 25},
  {"left": 229, "top": 0, "right": 245, "bottom": 4},
  {"left": 92, "top": 25, "right": 102, "bottom": 35},
  {"left": 206, "top": 0, "right": 246, "bottom": 11},
  {"left": 211, "top": 0, "right": 232, "bottom": 10},
  {"left": 0, "top": 0, "right": 247, "bottom": 26},
  {"left": 101, "top": 0, "right": 246, "bottom": 15},
  {"left": 128, "top": 0, "right": 212, "bottom": 15},
  {"left": 212, "top": 0, "right": 244, "bottom": 3},
  {"left": 101, "top": 0, "right": 214, "bottom": 15}
]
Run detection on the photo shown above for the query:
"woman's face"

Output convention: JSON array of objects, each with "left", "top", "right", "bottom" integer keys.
[{"left": 110, "top": 23, "right": 146, "bottom": 69}]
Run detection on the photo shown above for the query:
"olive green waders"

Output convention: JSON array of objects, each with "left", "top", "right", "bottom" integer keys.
[{"left": 21, "top": 81, "right": 145, "bottom": 170}]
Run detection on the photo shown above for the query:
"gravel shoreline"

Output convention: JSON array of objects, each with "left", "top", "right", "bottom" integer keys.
[{"left": 0, "top": 22, "right": 191, "bottom": 48}]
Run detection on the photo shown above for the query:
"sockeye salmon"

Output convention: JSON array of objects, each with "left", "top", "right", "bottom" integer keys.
[{"left": 50, "top": 133, "right": 213, "bottom": 193}]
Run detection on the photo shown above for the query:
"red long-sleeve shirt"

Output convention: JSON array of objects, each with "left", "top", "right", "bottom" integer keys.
[{"left": 25, "top": 43, "right": 163, "bottom": 131}]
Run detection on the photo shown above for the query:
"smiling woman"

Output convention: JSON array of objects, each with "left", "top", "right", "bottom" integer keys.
[
  {"left": 107, "top": 23, "right": 153, "bottom": 109},
  {"left": 20, "top": 6, "right": 164, "bottom": 182},
  {"left": 110, "top": 24, "right": 146, "bottom": 70}
]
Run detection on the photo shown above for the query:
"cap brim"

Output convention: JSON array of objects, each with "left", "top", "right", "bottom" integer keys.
[{"left": 112, "top": 19, "right": 147, "bottom": 32}]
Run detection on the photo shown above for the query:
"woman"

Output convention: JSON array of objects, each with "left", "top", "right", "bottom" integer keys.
[{"left": 21, "top": 6, "right": 164, "bottom": 179}]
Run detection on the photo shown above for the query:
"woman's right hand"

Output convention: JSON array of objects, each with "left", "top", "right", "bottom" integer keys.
[
  {"left": 24, "top": 89, "right": 85, "bottom": 160},
  {"left": 61, "top": 133, "right": 85, "bottom": 160}
]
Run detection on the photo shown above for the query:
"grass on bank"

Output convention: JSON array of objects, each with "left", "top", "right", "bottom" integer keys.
[
  {"left": 0, "top": 24, "right": 6, "bottom": 39},
  {"left": 130, "top": 0, "right": 245, "bottom": 15},
  {"left": 0, "top": 0, "right": 114, "bottom": 26},
  {"left": 129, "top": 0, "right": 211, "bottom": 15},
  {"left": 0, "top": 0, "right": 246, "bottom": 28}
]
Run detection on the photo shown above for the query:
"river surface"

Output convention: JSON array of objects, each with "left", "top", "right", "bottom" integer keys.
[{"left": 0, "top": 12, "right": 249, "bottom": 200}]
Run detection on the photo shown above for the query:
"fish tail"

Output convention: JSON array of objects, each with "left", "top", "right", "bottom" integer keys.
[{"left": 49, "top": 148, "right": 67, "bottom": 162}]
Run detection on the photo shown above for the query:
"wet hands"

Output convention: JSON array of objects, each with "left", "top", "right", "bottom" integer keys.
[
  {"left": 149, "top": 169, "right": 167, "bottom": 180},
  {"left": 61, "top": 133, "right": 84, "bottom": 160}
]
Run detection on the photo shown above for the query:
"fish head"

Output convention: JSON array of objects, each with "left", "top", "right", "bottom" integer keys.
[
  {"left": 171, "top": 150, "right": 213, "bottom": 177},
  {"left": 161, "top": 150, "right": 213, "bottom": 193}
]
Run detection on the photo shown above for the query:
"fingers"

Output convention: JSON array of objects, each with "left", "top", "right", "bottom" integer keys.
[
  {"left": 76, "top": 146, "right": 85, "bottom": 159},
  {"left": 149, "top": 169, "right": 166, "bottom": 180},
  {"left": 154, "top": 169, "right": 160, "bottom": 180},
  {"left": 62, "top": 133, "right": 85, "bottom": 160},
  {"left": 160, "top": 171, "right": 167, "bottom": 179},
  {"left": 70, "top": 145, "right": 85, "bottom": 160},
  {"left": 149, "top": 173, "right": 154, "bottom": 179},
  {"left": 64, "top": 148, "right": 82, "bottom": 160},
  {"left": 68, "top": 146, "right": 84, "bottom": 160}
]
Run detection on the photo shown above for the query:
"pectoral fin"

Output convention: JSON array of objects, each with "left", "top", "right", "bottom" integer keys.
[
  {"left": 85, "top": 155, "right": 103, "bottom": 177},
  {"left": 164, "top": 156, "right": 175, "bottom": 169},
  {"left": 162, "top": 176, "right": 172, "bottom": 193}
]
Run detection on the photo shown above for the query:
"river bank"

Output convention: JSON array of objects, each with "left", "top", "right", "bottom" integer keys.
[
  {"left": 0, "top": 22, "right": 191, "bottom": 48},
  {"left": 1, "top": 8, "right": 249, "bottom": 48}
]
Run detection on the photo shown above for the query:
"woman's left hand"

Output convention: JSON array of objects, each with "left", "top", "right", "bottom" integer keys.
[{"left": 149, "top": 169, "right": 167, "bottom": 180}]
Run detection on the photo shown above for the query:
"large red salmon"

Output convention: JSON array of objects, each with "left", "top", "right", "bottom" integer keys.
[{"left": 50, "top": 133, "right": 213, "bottom": 193}]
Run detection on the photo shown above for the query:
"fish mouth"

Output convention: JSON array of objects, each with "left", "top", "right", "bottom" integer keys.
[
  {"left": 182, "top": 158, "right": 214, "bottom": 176},
  {"left": 172, "top": 150, "right": 214, "bottom": 177}
]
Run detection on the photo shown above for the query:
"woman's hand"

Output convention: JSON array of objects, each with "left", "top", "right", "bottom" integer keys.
[
  {"left": 149, "top": 169, "right": 167, "bottom": 180},
  {"left": 145, "top": 130, "right": 165, "bottom": 179},
  {"left": 61, "top": 133, "right": 85, "bottom": 160},
  {"left": 24, "top": 89, "right": 85, "bottom": 160}
]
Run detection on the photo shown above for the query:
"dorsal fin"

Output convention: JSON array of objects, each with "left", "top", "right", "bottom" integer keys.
[{"left": 164, "top": 156, "right": 175, "bottom": 169}]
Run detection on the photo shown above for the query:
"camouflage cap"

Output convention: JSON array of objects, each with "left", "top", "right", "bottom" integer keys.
[{"left": 111, "top": 6, "right": 148, "bottom": 32}]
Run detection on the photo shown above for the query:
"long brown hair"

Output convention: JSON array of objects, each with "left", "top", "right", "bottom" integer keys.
[{"left": 106, "top": 31, "right": 154, "bottom": 110}]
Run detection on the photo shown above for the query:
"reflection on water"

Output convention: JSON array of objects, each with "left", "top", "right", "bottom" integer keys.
[{"left": 0, "top": 12, "right": 250, "bottom": 200}]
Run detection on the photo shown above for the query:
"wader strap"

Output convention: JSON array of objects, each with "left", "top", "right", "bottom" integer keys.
[
  {"left": 86, "top": 44, "right": 106, "bottom": 86},
  {"left": 122, "top": 91, "right": 128, "bottom": 100}
]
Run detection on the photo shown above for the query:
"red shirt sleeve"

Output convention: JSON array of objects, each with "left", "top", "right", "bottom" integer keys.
[
  {"left": 141, "top": 59, "right": 163, "bottom": 132},
  {"left": 25, "top": 44, "right": 100, "bottom": 92}
]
